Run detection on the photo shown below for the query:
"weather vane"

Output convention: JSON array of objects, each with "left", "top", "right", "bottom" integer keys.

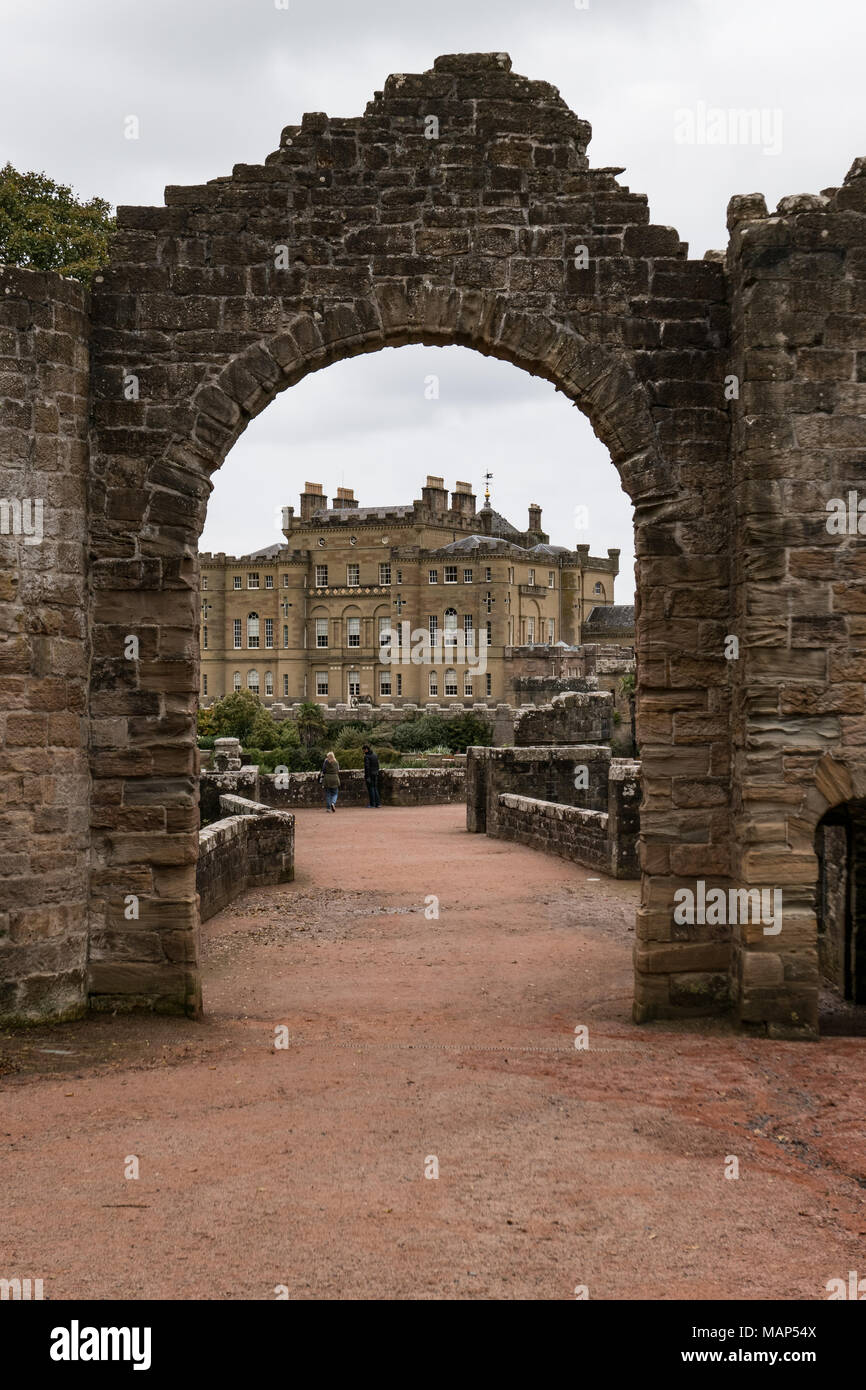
[{"left": 483, "top": 471, "right": 493, "bottom": 505}]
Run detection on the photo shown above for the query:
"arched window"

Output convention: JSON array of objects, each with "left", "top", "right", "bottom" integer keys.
[
  {"left": 247, "top": 612, "right": 260, "bottom": 648},
  {"left": 593, "top": 582, "right": 605, "bottom": 597},
  {"left": 429, "top": 671, "right": 438, "bottom": 697},
  {"left": 444, "top": 607, "right": 458, "bottom": 646},
  {"left": 444, "top": 668, "right": 458, "bottom": 696},
  {"left": 247, "top": 669, "right": 259, "bottom": 693},
  {"left": 233, "top": 671, "right": 241, "bottom": 692},
  {"left": 264, "top": 671, "right": 273, "bottom": 696}
]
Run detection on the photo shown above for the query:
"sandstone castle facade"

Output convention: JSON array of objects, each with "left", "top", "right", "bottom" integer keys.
[{"left": 199, "top": 475, "right": 623, "bottom": 707}]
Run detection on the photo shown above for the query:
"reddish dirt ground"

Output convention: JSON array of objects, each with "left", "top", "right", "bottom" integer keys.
[{"left": 2, "top": 803, "right": 866, "bottom": 1301}]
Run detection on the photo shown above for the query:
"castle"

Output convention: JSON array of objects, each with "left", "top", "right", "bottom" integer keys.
[{"left": 199, "top": 475, "right": 625, "bottom": 707}]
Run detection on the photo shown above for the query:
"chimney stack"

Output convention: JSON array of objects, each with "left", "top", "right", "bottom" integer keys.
[
  {"left": 300, "top": 481, "right": 327, "bottom": 521},
  {"left": 421, "top": 474, "right": 448, "bottom": 514},
  {"left": 335, "top": 486, "right": 358, "bottom": 509},
  {"left": 451, "top": 480, "right": 476, "bottom": 518},
  {"left": 528, "top": 502, "right": 542, "bottom": 533}
]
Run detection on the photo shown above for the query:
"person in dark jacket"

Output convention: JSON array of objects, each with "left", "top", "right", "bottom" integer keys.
[
  {"left": 362, "top": 744, "right": 381, "bottom": 807},
  {"left": 320, "top": 751, "right": 340, "bottom": 812}
]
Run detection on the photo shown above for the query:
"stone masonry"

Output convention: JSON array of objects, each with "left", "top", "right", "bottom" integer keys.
[{"left": 1, "top": 53, "right": 865, "bottom": 1035}]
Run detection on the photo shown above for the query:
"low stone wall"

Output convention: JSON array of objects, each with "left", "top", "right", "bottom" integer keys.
[
  {"left": 495, "top": 794, "right": 610, "bottom": 871},
  {"left": 466, "top": 744, "right": 640, "bottom": 878},
  {"left": 197, "top": 794, "right": 294, "bottom": 922},
  {"left": 513, "top": 690, "right": 613, "bottom": 746},
  {"left": 201, "top": 765, "right": 465, "bottom": 813}
]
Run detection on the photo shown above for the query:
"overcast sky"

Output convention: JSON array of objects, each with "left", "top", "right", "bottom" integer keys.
[{"left": 4, "top": 0, "right": 865, "bottom": 603}]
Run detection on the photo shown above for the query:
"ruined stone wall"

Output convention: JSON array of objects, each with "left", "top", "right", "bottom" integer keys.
[
  {"left": 513, "top": 689, "right": 612, "bottom": 745},
  {"left": 84, "top": 50, "right": 730, "bottom": 1023},
  {"left": 727, "top": 160, "right": 866, "bottom": 1035},
  {"left": 470, "top": 748, "right": 640, "bottom": 878},
  {"left": 494, "top": 793, "right": 611, "bottom": 872},
  {"left": 201, "top": 764, "right": 465, "bottom": 809},
  {"left": 197, "top": 795, "right": 294, "bottom": 921},
  {"left": 0, "top": 268, "right": 91, "bottom": 1022}
]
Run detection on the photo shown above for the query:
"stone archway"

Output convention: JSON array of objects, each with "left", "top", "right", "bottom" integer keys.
[
  {"left": 4, "top": 51, "right": 864, "bottom": 1034},
  {"left": 85, "top": 52, "right": 731, "bottom": 1023}
]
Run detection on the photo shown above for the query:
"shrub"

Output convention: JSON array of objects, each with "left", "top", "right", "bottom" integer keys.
[
  {"left": 197, "top": 735, "right": 215, "bottom": 750},
  {"left": 442, "top": 711, "right": 493, "bottom": 752}
]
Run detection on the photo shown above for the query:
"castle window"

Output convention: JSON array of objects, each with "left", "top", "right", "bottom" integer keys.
[
  {"left": 233, "top": 619, "right": 242, "bottom": 649},
  {"left": 486, "top": 672, "right": 492, "bottom": 696},
  {"left": 202, "top": 674, "right": 208, "bottom": 695},
  {"left": 463, "top": 614, "right": 473, "bottom": 636},
  {"left": 548, "top": 571, "right": 555, "bottom": 589},
  {"left": 548, "top": 618, "right": 555, "bottom": 643},
  {"left": 464, "top": 671, "right": 473, "bottom": 697},
  {"left": 396, "top": 569, "right": 403, "bottom": 584},
  {"left": 428, "top": 569, "right": 438, "bottom": 584},
  {"left": 248, "top": 572, "right": 259, "bottom": 589},
  {"left": 316, "top": 671, "right": 329, "bottom": 697},
  {"left": 396, "top": 673, "right": 402, "bottom": 695},
  {"left": 265, "top": 575, "right": 274, "bottom": 589},
  {"left": 527, "top": 618, "right": 535, "bottom": 643},
  {"left": 202, "top": 577, "right": 208, "bottom": 590},
  {"left": 203, "top": 625, "right": 208, "bottom": 650},
  {"left": 428, "top": 615, "right": 438, "bottom": 642},
  {"left": 283, "top": 674, "right": 289, "bottom": 696},
  {"left": 347, "top": 564, "right": 360, "bottom": 587},
  {"left": 429, "top": 671, "right": 438, "bottom": 697},
  {"left": 315, "top": 565, "right": 328, "bottom": 587},
  {"left": 233, "top": 575, "right": 242, "bottom": 589},
  {"left": 316, "top": 618, "right": 329, "bottom": 648},
  {"left": 486, "top": 621, "right": 492, "bottom": 646},
  {"left": 379, "top": 669, "right": 392, "bottom": 697},
  {"left": 348, "top": 671, "right": 360, "bottom": 697},
  {"left": 379, "top": 562, "right": 391, "bottom": 586},
  {"left": 528, "top": 569, "right": 535, "bottom": 586},
  {"left": 247, "top": 669, "right": 259, "bottom": 693},
  {"left": 444, "top": 669, "right": 458, "bottom": 696},
  {"left": 282, "top": 574, "right": 289, "bottom": 587},
  {"left": 594, "top": 582, "right": 605, "bottom": 597},
  {"left": 265, "top": 671, "right": 273, "bottom": 696},
  {"left": 485, "top": 567, "right": 492, "bottom": 581},
  {"left": 347, "top": 617, "right": 361, "bottom": 647},
  {"left": 463, "top": 568, "right": 473, "bottom": 584},
  {"left": 265, "top": 618, "right": 274, "bottom": 648},
  {"left": 247, "top": 612, "right": 259, "bottom": 648},
  {"left": 444, "top": 608, "right": 458, "bottom": 646},
  {"left": 283, "top": 625, "right": 289, "bottom": 648},
  {"left": 444, "top": 565, "right": 457, "bottom": 584},
  {"left": 379, "top": 617, "right": 392, "bottom": 648},
  {"left": 233, "top": 672, "right": 241, "bottom": 692}
]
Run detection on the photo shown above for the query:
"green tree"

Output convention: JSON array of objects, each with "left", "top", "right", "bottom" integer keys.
[
  {"left": 0, "top": 163, "right": 115, "bottom": 285},
  {"left": 297, "top": 700, "right": 328, "bottom": 748},
  {"left": 443, "top": 711, "right": 493, "bottom": 752},
  {"left": 209, "top": 689, "right": 262, "bottom": 744},
  {"left": 249, "top": 708, "right": 279, "bottom": 751},
  {"left": 276, "top": 719, "right": 301, "bottom": 748}
]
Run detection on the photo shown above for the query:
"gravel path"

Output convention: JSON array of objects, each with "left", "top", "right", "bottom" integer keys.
[{"left": 2, "top": 804, "right": 864, "bottom": 1300}]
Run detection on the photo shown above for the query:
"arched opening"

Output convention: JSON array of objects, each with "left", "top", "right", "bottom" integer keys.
[{"left": 815, "top": 801, "right": 866, "bottom": 1029}]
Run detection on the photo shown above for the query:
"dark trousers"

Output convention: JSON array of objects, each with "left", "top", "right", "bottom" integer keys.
[{"left": 366, "top": 775, "right": 380, "bottom": 807}]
